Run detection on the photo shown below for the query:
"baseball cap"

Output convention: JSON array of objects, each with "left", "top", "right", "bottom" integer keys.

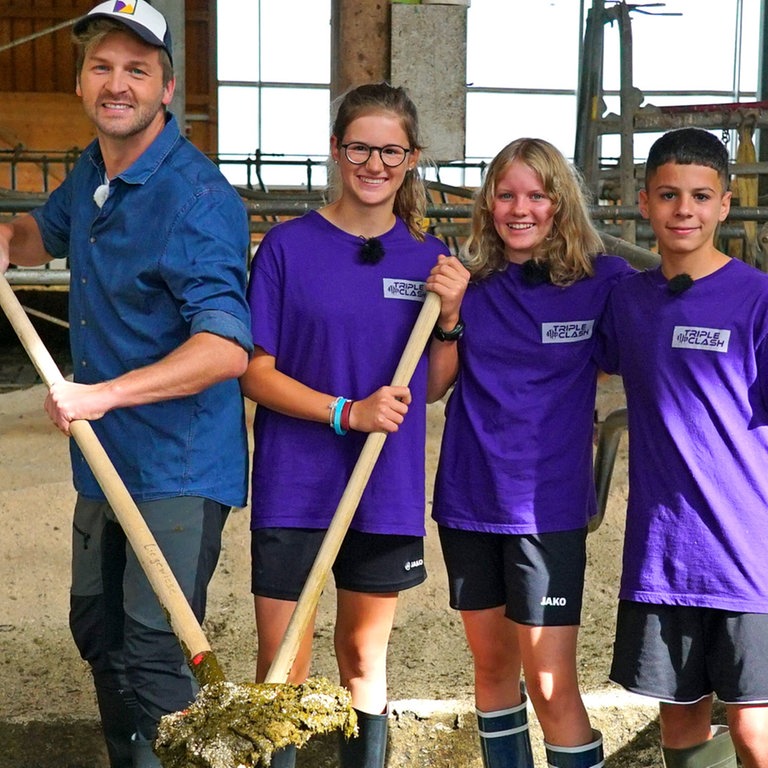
[{"left": 73, "top": 1, "right": 173, "bottom": 63}]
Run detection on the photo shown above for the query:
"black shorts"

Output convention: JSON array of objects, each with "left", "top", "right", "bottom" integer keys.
[
  {"left": 438, "top": 525, "right": 586, "bottom": 626},
  {"left": 610, "top": 600, "right": 768, "bottom": 704},
  {"left": 251, "top": 527, "right": 426, "bottom": 600}
]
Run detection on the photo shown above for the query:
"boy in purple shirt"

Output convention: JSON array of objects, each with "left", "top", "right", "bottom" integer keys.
[{"left": 598, "top": 127, "right": 768, "bottom": 767}]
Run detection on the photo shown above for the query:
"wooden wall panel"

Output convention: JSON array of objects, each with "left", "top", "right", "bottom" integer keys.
[
  {"left": 0, "top": 0, "right": 218, "bottom": 168},
  {"left": 0, "top": 1, "right": 92, "bottom": 93},
  {"left": 185, "top": 0, "right": 217, "bottom": 153},
  {"left": 0, "top": 92, "right": 92, "bottom": 148},
  {"left": 0, "top": 92, "right": 92, "bottom": 190}
]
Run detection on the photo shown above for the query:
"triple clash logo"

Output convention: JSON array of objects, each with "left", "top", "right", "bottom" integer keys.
[
  {"left": 383, "top": 279, "right": 427, "bottom": 302},
  {"left": 541, "top": 320, "right": 594, "bottom": 344},
  {"left": 672, "top": 326, "right": 730, "bottom": 353}
]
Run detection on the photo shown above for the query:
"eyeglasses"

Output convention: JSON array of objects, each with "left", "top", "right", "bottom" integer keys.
[{"left": 340, "top": 142, "right": 412, "bottom": 168}]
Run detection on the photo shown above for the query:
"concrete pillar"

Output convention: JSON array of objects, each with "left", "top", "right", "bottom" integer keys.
[
  {"left": 329, "top": 0, "right": 468, "bottom": 160},
  {"left": 330, "top": 0, "right": 390, "bottom": 101},
  {"left": 153, "top": 0, "right": 186, "bottom": 131},
  {"left": 391, "top": 3, "right": 468, "bottom": 161}
]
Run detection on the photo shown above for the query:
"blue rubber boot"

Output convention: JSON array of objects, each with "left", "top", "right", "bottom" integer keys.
[
  {"left": 545, "top": 729, "right": 604, "bottom": 768},
  {"left": 662, "top": 725, "right": 737, "bottom": 768},
  {"left": 476, "top": 697, "right": 534, "bottom": 767},
  {"left": 339, "top": 708, "right": 388, "bottom": 768},
  {"left": 269, "top": 745, "right": 297, "bottom": 767}
]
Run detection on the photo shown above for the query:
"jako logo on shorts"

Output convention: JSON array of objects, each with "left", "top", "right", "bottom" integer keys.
[
  {"left": 404, "top": 558, "right": 423, "bottom": 571},
  {"left": 540, "top": 596, "right": 567, "bottom": 606},
  {"left": 541, "top": 320, "right": 594, "bottom": 344}
]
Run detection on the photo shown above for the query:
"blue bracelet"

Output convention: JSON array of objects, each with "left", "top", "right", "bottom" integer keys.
[{"left": 332, "top": 396, "right": 348, "bottom": 436}]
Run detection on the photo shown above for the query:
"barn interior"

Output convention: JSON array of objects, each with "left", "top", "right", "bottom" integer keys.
[{"left": 1, "top": 2, "right": 767, "bottom": 766}]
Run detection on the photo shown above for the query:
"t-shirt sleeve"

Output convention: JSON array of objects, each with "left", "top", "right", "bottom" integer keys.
[
  {"left": 756, "top": 333, "right": 768, "bottom": 412},
  {"left": 602, "top": 253, "right": 638, "bottom": 284},
  {"left": 594, "top": 287, "right": 621, "bottom": 374},
  {"left": 246, "top": 230, "right": 283, "bottom": 357}
]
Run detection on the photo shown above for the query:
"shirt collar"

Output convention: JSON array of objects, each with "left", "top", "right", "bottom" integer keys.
[{"left": 85, "top": 112, "right": 181, "bottom": 187}]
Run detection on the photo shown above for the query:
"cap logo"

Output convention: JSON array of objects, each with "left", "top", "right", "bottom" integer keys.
[{"left": 75, "top": 0, "right": 172, "bottom": 62}]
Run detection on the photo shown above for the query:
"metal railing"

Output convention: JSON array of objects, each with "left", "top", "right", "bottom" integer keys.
[
  {"left": 1, "top": 147, "right": 488, "bottom": 195},
  {"left": 4, "top": 150, "right": 768, "bottom": 286},
  {"left": 0, "top": 148, "right": 82, "bottom": 194}
]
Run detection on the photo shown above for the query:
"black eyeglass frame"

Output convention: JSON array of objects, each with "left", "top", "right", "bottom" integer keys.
[{"left": 340, "top": 142, "right": 412, "bottom": 168}]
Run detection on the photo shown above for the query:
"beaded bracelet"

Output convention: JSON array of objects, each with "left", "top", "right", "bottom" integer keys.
[{"left": 328, "top": 396, "right": 342, "bottom": 429}]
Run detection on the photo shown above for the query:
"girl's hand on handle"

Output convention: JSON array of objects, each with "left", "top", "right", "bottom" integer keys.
[
  {"left": 348, "top": 385, "right": 411, "bottom": 433},
  {"left": 425, "top": 255, "right": 469, "bottom": 403},
  {"left": 425, "top": 255, "right": 470, "bottom": 330}
]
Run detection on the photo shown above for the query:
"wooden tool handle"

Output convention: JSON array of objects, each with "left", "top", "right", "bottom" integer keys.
[
  {"left": 0, "top": 275, "right": 222, "bottom": 684},
  {"left": 265, "top": 290, "right": 442, "bottom": 683}
]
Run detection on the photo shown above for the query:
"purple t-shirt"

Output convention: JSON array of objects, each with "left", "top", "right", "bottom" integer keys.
[
  {"left": 597, "top": 259, "right": 768, "bottom": 612},
  {"left": 433, "top": 255, "right": 632, "bottom": 534},
  {"left": 248, "top": 211, "right": 447, "bottom": 535}
]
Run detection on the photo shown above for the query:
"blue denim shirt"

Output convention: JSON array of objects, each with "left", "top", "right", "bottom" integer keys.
[{"left": 32, "top": 114, "right": 253, "bottom": 506}]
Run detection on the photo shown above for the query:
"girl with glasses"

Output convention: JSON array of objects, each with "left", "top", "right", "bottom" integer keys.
[{"left": 240, "top": 82, "right": 468, "bottom": 768}]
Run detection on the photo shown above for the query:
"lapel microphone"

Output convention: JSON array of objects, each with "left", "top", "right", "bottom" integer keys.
[
  {"left": 668, "top": 273, "right": 694, "bottom": 295},
  {"left": 521, "top": 259, "right": 551, "bottom": 285},
  {"left": 359, "top": 236, "right": 385, "bottom": 264}
]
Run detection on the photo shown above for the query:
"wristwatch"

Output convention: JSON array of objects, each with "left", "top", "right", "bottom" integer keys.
[{"left": 433, "top": 317, "right": 465, "bottom": 342}]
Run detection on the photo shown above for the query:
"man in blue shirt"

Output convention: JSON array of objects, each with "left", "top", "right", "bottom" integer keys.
[{"left": 0, "top": 3, "right": 252, "bottom": 766}]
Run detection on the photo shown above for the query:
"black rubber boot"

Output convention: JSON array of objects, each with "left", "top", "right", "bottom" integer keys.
[
  {"left": 130, "top": 734, "right": 162, "bottom": 768},
  {"left": 662, "top": 725, "right": 737, "bottom": 768},
  {"left": 476, "top": 698, "right": 534, "bottom": 768},
  {"left": 268, "top": 744, "right": 297, "bottom": 768},
  {"left": 339, "top": 708, "right": 388, "bottom": 768},
  {"left": 94, "top": 678, "right": 140, "bottom": 768},
  {"left": 544, "top": 729, "right": 604, "bottom": 768}
]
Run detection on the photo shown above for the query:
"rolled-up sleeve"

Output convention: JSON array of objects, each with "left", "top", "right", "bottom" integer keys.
[
  {"left": 161, "top": 185, "right": 253, "bottom": 354},
  {"left": 190, "top": 308, "right": 253, "bottom": 353}
]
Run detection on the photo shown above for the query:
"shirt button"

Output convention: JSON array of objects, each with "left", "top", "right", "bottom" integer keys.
[
  {"left": 80, "top": 319, "right": 87, "bottom": 326},
  {"left": 89, "top": 237, "right": 96, "bottom": 243},
  {"left": 81, "top": 360, "right": 87, "bottom": 367}
]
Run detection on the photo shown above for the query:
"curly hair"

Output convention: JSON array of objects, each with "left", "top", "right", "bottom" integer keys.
[
  {"left": 328, "top": 82, "right": 428, "bottom": 241},
  {"left": 463, "top": 138, "right": 602, "bottom": 285}
]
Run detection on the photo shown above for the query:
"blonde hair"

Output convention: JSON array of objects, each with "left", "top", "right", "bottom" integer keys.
[
  {"left": 328, "top": 82, "right": 427, "bottom": 241},
  {"left": 464, "top": 138, "right": 602, "bottom": 285},
  {"left": 74, "top": 18, "right": 174, "bottom": 87}
]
